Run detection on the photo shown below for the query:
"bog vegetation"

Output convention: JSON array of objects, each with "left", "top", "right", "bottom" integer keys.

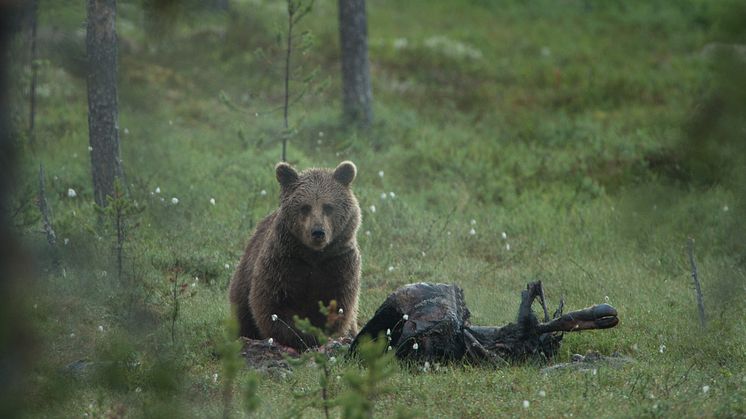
[{"left": 6, "top": 0, "right": 746, "bottom": 417}]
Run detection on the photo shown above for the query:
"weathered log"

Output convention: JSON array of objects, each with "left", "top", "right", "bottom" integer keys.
[{"left": 351, "top": 281, "right": 619, "bottom": 364}]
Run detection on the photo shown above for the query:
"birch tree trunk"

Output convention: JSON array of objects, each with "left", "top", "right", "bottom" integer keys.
[
  {"left": 338, "top": 0, "right": 373, "bottom": 127},
  {"left": 86, "top": 0, "right": 123, "bottom": 207}
]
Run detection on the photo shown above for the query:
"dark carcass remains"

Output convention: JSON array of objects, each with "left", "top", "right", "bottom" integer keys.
[{"left": 350, "top": 281, "right": 618, "bottom": 364}]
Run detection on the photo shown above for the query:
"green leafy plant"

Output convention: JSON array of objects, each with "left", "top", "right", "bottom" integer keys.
[
  {"left": 337, "top": 335, "right": 396, "bottom": 419},
  {"left": 218, "top": 316, "right": 261, "bottom": 418},
  {"left": 285, "top": 301, "right": 339, "bottom": 419},
  {"left": 164, "top": 264, "right": 195, "bottom": 346}
]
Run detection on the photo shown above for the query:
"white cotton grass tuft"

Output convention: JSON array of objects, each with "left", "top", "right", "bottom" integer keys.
[
  {"left": 389, "top": 191, "right": 396, "bottom": 198},
  {"left": 67, "top": 188, "right": 77, "bottom": 198},
  {"left": 378, "top": 170, "right": 384, "bottom": 178},
  {"left": 658, "top": 344, "right": 666, "bottom": 354},
  {"left": 538, "top": 390, "right": 546, "bottom": 397},
  {"left": 380, "top": 192, "right": 387, "bottom": 200},
  {"left": 470, "top": 219, "right": 476, "bottom": 225},
  {"left": 522, "top": 400, "right": 530, "bottom": 409},
  {"left": 702, "top": 385, "right": 710, "bottom": 394},
  {"left": 369, "top": 205, "right": 376, "bottom": 213},
  {"left": 501, "top": 231, "right": 507, "bottom": 240},
  {"left": 393, "top": 38, "right": 408, "bottom": 50},
  {"left": 155, "top": 186, "right": 161, "bottom": 194},
  {"left": 388, "top": 266, "right": 394, "bottom": 272},
  {"left": 402, "top": 314, "right": 409, "bottom": 321},
  {"left": 338, "top": 308, "right": 344, "bottom": 315},
  {"left": 260, "top": 190, "right": 267, "bottom": 196},
  {"left": 171, "top": 197, "right": 179, "bottom": 205},
  {"left": 469, "top": 228, "right": 476, "bottom": 236},
  {"left": 412, "top": 342, "right": 419, "bottom": 350},
  {"left": 267, "top": 338, "right": 273, "bottom": 345},
  {"left": 271, "top": 314, "right": 278, "bottom": 322},
  {"left": 210, "top": 198, "right": 215, "bottom": 205}
]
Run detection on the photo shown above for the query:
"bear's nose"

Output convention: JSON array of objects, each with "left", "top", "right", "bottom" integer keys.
[{"left": 311, "top": 229, "right": 326, "bottom": 240}]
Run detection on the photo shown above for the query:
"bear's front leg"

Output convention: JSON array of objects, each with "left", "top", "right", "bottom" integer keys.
[{"left": 267, "top": 311, "right": 320, "bottom": 350}]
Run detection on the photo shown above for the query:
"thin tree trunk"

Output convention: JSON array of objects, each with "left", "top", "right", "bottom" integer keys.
[
  {"left": 338, "top": 0, "right": 372, "bottom": 127},
  {"left": 282, "top": 4, "right": 293, "bottom": 162},
  {"left": 28, "top": 0, "right": 39, "bottom": 145},
  {"left": 86, "top": 0, "right": 122, "bottom": 208}
]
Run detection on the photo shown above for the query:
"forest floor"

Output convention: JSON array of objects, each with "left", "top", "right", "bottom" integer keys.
[{"left": 9, "top": 0, "right": 746, "bottom": 417}]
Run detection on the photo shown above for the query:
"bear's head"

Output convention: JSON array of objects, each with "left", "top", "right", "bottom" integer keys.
[{"left": 275, "top": 161, "right": 360, "bottom": 251}]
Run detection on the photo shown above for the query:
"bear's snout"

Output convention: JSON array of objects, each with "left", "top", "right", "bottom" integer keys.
[{"left": 311, "top": 228, "right": 326, "bottom": 241}]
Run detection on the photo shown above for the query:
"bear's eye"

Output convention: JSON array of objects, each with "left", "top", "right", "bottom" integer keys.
[
  {"left": 322, "top": 204, "right": 334, "bottom": 215},
  {"left": 300, "top": 204, "right": 312, "bottom": 215}
]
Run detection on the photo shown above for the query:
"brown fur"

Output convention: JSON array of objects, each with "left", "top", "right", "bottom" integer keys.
[{"left": 229, "top": 161, "right": 361, "bottom": 350}]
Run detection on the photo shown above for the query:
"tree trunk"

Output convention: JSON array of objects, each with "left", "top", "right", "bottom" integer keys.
[
  {"left": 86, "top": 0, "right": 122, "bottom": 207},
  {"left": 1, "top": 4, "right": 34, "bottom": 417},
  {"left": 338, "top": 0, "right": 373, "bottom": 127},
  {"left": 28, "top": 0, "right": 38, "bottom": 146}
]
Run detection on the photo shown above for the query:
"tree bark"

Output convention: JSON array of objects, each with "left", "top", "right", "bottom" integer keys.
[
  {"left": 86, "top": 0, "right": 123, "bottom": 207},
  {"left": 338, "top": 0, "right": 373, "bottom": 127}
]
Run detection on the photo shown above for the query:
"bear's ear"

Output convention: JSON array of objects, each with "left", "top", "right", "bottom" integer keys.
[
  {"left": 276, "top": 162, "right": 299, "bottom": 188},
  {"left": 333, "top": 161, "right": 357, "bottom": 187}
]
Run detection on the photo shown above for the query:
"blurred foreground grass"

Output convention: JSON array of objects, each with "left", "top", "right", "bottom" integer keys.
[{"left": 8, "top": 0, "right": 746, "bottom": 417}]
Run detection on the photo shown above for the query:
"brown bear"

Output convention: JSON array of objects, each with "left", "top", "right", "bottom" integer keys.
[{"left": 229, "top": 161, "right": 361, "bottom": 350}]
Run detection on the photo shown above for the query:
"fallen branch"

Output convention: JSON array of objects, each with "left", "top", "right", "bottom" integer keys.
[{"left": 687, "top": 238, "right": 706, "bottom": 329}]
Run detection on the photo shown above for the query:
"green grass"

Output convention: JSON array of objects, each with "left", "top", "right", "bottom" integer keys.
[{"left": 8, "top": 0, "right": 746, "bottom": 417}]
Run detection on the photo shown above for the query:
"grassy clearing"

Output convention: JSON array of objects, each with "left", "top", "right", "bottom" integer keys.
[{"left": 8, "top": 0, "right": 746, "bottom": 417}]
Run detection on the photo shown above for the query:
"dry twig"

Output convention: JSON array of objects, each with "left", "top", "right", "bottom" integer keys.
[{"left": 687, "top": 238, "right": 706, "bottom": 329}]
